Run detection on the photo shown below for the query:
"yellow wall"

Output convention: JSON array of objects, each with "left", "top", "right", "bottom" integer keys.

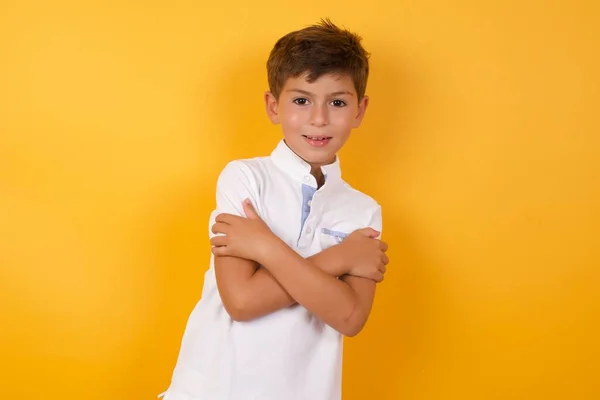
[{"left": 1, "top": 1, "right": 598, "bottom": 399}]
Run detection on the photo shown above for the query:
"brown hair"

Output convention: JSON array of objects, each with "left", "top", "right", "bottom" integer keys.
[{"left": 266, "top": 18, "right": 370, "bottom": 101}]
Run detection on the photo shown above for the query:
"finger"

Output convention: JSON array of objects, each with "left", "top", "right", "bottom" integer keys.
[
  {"left": 242, "top": 199, "right": 260, "bottom": 220},
  {"left": 373, "top": 272, "right": 384, "bottom": 283},
  {"left": 379, "top": 240, "right": 388, "bottom": 252},
  {"left": 215, "top": 213, "right": 235, "bottom": 224},
  {"left": 211, "top": 246, "right": 230, "bottom": 257},
  {"left": 210, "top": 236, "right": 228, "bottom": 247},
  {"left": 356, "top": 227, "right": 380, "bottom": 238},
  {"left": 382, "top": 253, "right": 389, "bottom": 265},
  {"left": 211, "top": 222, "right": 230, "bottom": 235},
  {"left": 379, "top": 264, "right": 387, "bottom": 274}
]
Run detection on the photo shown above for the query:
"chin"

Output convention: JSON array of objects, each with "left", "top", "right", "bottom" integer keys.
[{"left": 301, "top": 150, "right": 337, "bottom": 166}]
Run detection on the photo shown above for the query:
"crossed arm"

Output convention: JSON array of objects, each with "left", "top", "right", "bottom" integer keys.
[
  {"left": 214, "top": 244, "right": 350, "bottom": 321},
  {"left": 211, "top": 200, "right": 389, "bottom": 337}
]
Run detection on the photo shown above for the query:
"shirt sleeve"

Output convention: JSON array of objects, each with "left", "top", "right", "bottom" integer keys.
[
  {"left": 369, "top": 205, "right": 383, "bottom": 239},
  {"left": 208, "top": 160, "right": 260, "bottom": 240}
]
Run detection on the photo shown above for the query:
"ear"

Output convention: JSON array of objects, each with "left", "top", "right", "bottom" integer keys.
[
  {"left": 352, "top": 95, "right": 369, "bottom": 129},
  {"left": 264, "top": 91, "right": 280, "bottom": 124}
]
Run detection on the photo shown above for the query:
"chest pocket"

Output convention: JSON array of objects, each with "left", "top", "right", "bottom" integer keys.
[{"left": 319, "top": 228, "right": 350, "bottom": 248}]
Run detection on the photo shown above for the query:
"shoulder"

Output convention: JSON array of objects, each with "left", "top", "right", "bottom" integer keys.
[
  {"left": 212, "top": 157, "right": 272, "bottom": 216},
  {"left": 217, "top": 156, "right": 272, "bottom": 187}
]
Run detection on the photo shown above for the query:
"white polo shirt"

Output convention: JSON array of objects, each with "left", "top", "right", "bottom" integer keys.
[{"left": 160, "top": 140, "right": 382, "bottom": 400}]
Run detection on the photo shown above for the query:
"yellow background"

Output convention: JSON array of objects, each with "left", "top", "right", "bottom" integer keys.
[{"left": 1, "top": 1, "right": 599, "bottom": 399}]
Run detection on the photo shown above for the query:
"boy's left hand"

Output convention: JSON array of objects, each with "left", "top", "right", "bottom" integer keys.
[{"left": 210, "top": 199, "right": 279, "bottom": 262}]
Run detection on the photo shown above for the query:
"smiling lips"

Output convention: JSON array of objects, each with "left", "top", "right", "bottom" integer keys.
[{"left": 303, "top": 135, "right": 332, "bottom": 147}]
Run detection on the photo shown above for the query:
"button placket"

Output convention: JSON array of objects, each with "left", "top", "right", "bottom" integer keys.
[
  {"left": 298, "top": 177, "right": 318, "bottom": 247},
  {"left": 305, "top": 192, "right": 319, "bottom": 237}
]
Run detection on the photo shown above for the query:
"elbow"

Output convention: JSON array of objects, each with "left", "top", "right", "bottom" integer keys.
[
  {"left": 223, "top": 296, "right": 254, "bottom": 322},
  {"left": 217, "top": 284, "right": 254, "bottom": 321},
  {"left": 338, "top": 306, "right": 367, "bottom": 337},
  {"left": 224, "top": 305, "right": 245, "bottom": 322},
  {"left": 340, "top": 320, "right": 366, "bottom": 337}
]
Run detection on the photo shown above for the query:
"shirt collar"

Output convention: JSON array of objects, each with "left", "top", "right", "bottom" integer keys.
[{"left": 270, "top": 139, "right": 342, "bottom": 187}]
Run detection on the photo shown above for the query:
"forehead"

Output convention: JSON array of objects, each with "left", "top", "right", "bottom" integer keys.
[{"left": 281, "top": 72, "right": 356, "bottom": 96}]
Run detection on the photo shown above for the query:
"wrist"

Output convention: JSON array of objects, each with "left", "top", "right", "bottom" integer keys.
[
  {"left": 332, "top": 242, "right": 351, "bottom": 276},
  {"left": 256, "top": 233, "right": 287, "bottom": 266}
]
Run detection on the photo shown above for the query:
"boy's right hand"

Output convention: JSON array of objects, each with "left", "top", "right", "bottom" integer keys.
[{"left": 340, "top": 228, "right": 389, "bottom": 282}]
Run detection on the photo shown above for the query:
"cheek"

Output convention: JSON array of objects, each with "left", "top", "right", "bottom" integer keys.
[
  {"left": 281, "top": 110, "right": 306, "bottom": 130},
  {"left": 330, "top": 110, "right": 356, "bottom": 130}
]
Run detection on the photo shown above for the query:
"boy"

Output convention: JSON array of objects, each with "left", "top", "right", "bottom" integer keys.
[{"left": 160, "top": 19, "right": 389, "bottom": 400}]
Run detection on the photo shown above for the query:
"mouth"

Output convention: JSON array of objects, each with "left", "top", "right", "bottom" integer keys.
[{"left": 302, "top": 135, "right": 332, "bottom": 147}]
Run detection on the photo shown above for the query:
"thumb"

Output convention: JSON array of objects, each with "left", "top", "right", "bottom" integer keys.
[
  {"left": 242, "top": 199, "right": 260, "bottom": 220},
  {"left": 356, "top": 227, "right": 380, "bottom": 238}
]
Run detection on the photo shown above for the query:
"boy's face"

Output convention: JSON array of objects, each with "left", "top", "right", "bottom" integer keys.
[{"left": 265, "top": 72, "right": 368, "bottom": 169}]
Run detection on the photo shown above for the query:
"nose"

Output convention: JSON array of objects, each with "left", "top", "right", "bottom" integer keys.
[{"left": 309, "top": 103, "right": 329, "bottom": 127}]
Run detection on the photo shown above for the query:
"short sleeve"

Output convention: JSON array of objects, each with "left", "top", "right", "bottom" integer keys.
[
  {"left": 208, "top": 160, "right": 260, "bottom": 239},
  {"left": 369, "top": 205, "right": 383, "bottom": 239}
]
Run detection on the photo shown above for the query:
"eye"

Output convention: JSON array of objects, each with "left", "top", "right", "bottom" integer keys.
[
  {"left": 330, "top": 99, "right": 347, "bottom": 107},
  {"left": 293, "top": 98, "right": 310, "bottom": 106}
]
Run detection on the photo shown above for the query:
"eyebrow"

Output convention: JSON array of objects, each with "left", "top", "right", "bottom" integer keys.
[{"left": 286, "top": 89, "right": 355, "bottom": 97}]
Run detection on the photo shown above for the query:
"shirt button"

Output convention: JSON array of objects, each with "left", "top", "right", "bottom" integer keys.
[
  {"left": 303, "top": 176, "right": 311, "bottom": 183},
  {"left": 306, "top": 227, "right": 312, "bottom": 234},
  {"left": 307, "top": 200, "right": 312, "bottom": 207}
]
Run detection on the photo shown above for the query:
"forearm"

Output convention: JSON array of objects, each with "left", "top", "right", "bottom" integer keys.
[
  {"left": 258, "top": 241, "right": 360, "bottom": 336},
  {"left": 308, "top": 244, "right": 348, "bottom": 276},
  {"left": 231, "top": 244, "right": 349, "bottom": 321}
]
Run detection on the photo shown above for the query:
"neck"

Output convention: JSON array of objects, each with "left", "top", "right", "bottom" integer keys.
[{"left": 310, "top": 166, "right": 326, "bottom": 188}]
